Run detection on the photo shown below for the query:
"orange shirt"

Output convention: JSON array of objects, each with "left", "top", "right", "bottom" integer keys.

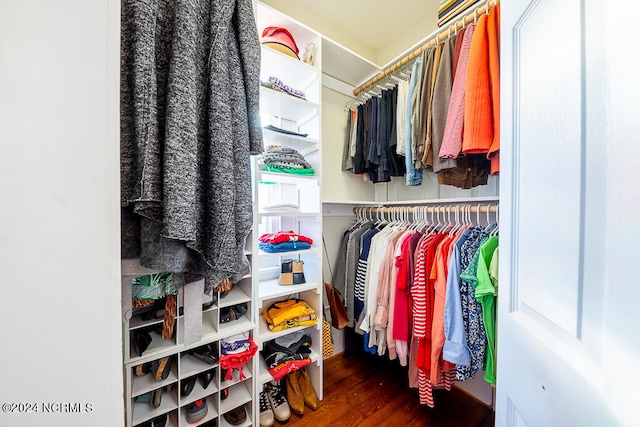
[{"left": 463, "top": 14, "right": 493, "bottom": 155}]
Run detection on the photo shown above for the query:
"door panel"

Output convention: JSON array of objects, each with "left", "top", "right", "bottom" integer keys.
[
  {"left": 515, "top": 0, "right": 583, "bottom": 335},
  {"left": 498, "top": 0, "right": 640, "bottom": 425}
]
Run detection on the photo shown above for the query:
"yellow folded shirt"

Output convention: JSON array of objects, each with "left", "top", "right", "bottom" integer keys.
[{"left": 263, "top": 299, "right": 316, "bottom": 326}]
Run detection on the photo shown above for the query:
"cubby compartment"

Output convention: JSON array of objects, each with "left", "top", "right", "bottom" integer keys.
[{"left": 131, "top": 382, "right": 179, "bottom": 426}]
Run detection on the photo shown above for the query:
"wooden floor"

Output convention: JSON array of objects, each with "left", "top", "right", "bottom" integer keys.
[{"left": 283, "top": 352, "right": 495, "bottom": 427}]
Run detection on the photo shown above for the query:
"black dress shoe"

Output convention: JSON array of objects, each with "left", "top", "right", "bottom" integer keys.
[
  {"left": 181, "top": 375, "right": 197, "bottom": 397},
  {"left": 133, "top": 330, "right": 152, "bottom": 356},
  {"left": 233, "top": 302, "right": 248, "bottom": 316},
  {"left": 189, "top": 344, "right": 217, "bottom": 365},
  {"left": 199, "top": 370, "right": 215, "bottom": 389}
]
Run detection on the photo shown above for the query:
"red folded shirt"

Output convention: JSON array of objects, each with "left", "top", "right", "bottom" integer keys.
[{"left": 259, "top": 230, "right": 313, "bottom": 245}]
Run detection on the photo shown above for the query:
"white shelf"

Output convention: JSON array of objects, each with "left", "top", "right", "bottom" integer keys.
[
  {"left": 129, "top": 315, "right": 164, "bottom": 331},
  {"left": 180, "top": 354, "right": 219, "bottom": 380},
  {"left": 257, "top": 170, "right": 319, "bottom": 184},
  {"left": 219, "top": 382, "right": 252, "bottom": 414},
  {"left": 128, "top": 330, "right": 177, "bottom": 363},
  {"left": 132, "top": 389, "right": 178, "bottom": 426},
  {"left": 179, "top": 396, "right": 218, "bottom": 427},
  {"left": 257, "top": 245, "right": 319, "bottom": 259},
  {"left": 218, "top": 315, "right": 254, "bottom": 336},
  {"left": 257, "top": 348, "right": 320, "bottom": 386},
  {"left": 258, "top": 278, "right": 320, "bottom": 300},
  {"left": 253, "top": 3, "right": 324, "bottom": 423},
  {"left": 259, "top": 86, "right": 318, "bottom": 122},
  {"left": 262, "top": 127, "right": 319, "bottom": 153},
  {"left": 220, "top": 363, "right": 253, "bottom": 390},
  {"left": 132, "top": 363, "right": 178, "bottom": 397},
  {"left": 257, "top": 317, "right": 319, "bottom": 345},
  {"left": 258, "top": 211, "right": 320, "bottom": 218},
  {"left": 261, "top": 45, "right": 319, "bottom": 91},
  {"left": 180, "top": 375, "right": 218, "bottom": 407},
  {"left": 218, "top": 284, "right": 252, "bottom": 308}
]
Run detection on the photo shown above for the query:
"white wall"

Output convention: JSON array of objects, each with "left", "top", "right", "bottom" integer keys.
[{"left": 0, "top": 1, "right": 123, "bottom": 426}]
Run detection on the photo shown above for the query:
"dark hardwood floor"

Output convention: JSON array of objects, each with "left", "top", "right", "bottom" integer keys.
[{"left": 283, "top": 352, "right": 495, "bottom": 427}]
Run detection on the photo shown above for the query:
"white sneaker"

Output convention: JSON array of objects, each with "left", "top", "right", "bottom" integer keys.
[
  {"left": 259, "top": 390, "right": 274, "bottom": 427},
  {"left": 266, "top": 381, "right": 291, "bottom": 423}
]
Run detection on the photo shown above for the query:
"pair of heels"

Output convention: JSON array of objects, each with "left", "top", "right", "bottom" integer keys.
[
  {"left": 186, "top": 343, "right": 218, "bottom": 365},
  {"left": 135, "top": 356, "right": 173, "bottom": 382},
  {"left": 220, "top": 303, "right": 248, "bottom": 324},
  {"left": 133, "top": 322, "right": 177, "bottom": 357},
  {"left": 181, "top": 369, "right": 215, "bottom": 397},
  {"left": 132, "top": 324, "right": 164, "bottom": 357}
]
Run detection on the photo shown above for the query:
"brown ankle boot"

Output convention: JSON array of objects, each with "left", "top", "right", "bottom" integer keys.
[
  {"left": 285, "top": 371, "right": 304, "bottom": 415},
  {"left": 298, "top": 368, "right": 318, "bottom": 410}
]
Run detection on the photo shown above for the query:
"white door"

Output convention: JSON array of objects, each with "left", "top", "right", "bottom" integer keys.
[{"left": 498, "top": 0, "right": 640, "bottom": 425}]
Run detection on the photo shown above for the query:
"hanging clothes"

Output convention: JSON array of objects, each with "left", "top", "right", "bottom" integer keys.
[
  {"left": 473, "top": 237, "right": 499, "bottom": 386},
  {"left": 120, "top": 0, "right": 263, "bottom": 290},
  {"left": 487, "top": 5, "right": 501, "bottom": 174},
  {"left": 336, "top": 205, "right": 500, "bottom": 408}
]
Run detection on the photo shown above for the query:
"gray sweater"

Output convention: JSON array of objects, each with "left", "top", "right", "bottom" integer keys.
[{"left": 120, "top": 0, "right": 263, "bottom": 290}]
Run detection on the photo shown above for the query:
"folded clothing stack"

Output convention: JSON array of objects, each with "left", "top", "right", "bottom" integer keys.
[
  {"left": 258, "top": 145, "right": 315, "bottom": 176},
  {"left": 261, "top": 76, "right": 306, "bottom": 100},
  {"left": 219, "top": 332, "right": 258, "bottom": 381},
  {"left": 262, "top": 331, "right": 312, "bottom": 381},
  {"left": 259, "top": 230, "right": 313, "bottom": 253},
  {"left": 263, "top": 299, "right": 317, "bottom": 332}
]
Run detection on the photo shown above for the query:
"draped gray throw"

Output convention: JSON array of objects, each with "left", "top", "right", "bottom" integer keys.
[{"left": 120, "top": 0, "right": 263, "bottom": 291}]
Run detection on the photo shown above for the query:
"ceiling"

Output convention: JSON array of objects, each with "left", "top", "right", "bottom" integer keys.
[{"left": 260, "top": 0, "right": 439, "bottom": 67}]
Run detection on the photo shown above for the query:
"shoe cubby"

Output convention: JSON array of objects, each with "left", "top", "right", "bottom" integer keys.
[
  {"left": 133, "top": 409, "right": 178, "bottom": 427},
  {"left": 220, "top": 361, "right": 254, "bottom": 391},
  {"left": 179, "top": 395, "right": 217, "bottom": 426},
  {"left": 131, "top": 382, "right": 179, "bottom": 427},
  {"left": 129, "top": 323, "right": 179, "bottom": 362},
  {"left": 125, "top": 283, "right": 256, "bottom": 427},
  {"left": 220, "top": 403, "right": 252, "bottom": 427},
  {"left": 256, "top": 325, "right": 321, "bottom": 388},
  {"left": 132, "top": 356, "right": 179, "bottom": 398},
  {"left": 179, "top": 343, "right": 219, "bottom": 380}
]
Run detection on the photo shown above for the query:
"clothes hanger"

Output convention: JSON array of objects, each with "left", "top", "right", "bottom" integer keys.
[
  {"left": 490, "top": 205, "right": 500, "bottom": 237},
  {"left": 449, "top": 205, "right": 461, "bottom": 236},
  {"left": 485, "top": 204, "right": 492, "bottom": 228}
]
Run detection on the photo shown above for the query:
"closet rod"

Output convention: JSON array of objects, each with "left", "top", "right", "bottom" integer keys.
[
  {"left": 352, "top": 0, "right": 499, "bottom": 96},
  {"left": 353, "top": 205, "right": 498, "bottom": 214}
]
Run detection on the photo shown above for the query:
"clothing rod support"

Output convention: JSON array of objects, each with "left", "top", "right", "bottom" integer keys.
[
  {"left": 352, "top": 0, "right": 499, "bottom": 96},
  {"left": 352, "top": 205, "right": 498, "bottom": 214}
]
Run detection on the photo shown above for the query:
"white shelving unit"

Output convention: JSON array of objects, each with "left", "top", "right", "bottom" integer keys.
[
  {"left": 252, "top": 1, "right": 324, "bottom": 423},
  {"left": 122, "top": 226, "right": 257, "bottom": 427}
]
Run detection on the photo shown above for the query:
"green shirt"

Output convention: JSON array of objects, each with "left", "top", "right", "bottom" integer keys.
[{"left": 474, "top": 236, "right": 499, "bottom": 386}]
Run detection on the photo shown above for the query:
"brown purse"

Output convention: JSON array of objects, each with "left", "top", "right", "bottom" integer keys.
[{"left": 324, "top": 282, "right": 349, "bottom": 330}]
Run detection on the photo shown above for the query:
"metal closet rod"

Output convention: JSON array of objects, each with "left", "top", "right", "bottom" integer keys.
[
  {"left": 352, "top": 205, "right": 498, "bottom": 214},
  {"left": 352, "top": 0, "right": 500, "bottom": 96}
]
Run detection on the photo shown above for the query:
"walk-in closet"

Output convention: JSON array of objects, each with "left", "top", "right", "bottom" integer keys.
[{"left": 1, "top": 0, "right": 639, "bottom": 426}]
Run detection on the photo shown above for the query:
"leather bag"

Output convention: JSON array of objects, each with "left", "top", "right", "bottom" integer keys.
[{"left": 324, "top": 282, "right": 349, "bottom": 330}]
